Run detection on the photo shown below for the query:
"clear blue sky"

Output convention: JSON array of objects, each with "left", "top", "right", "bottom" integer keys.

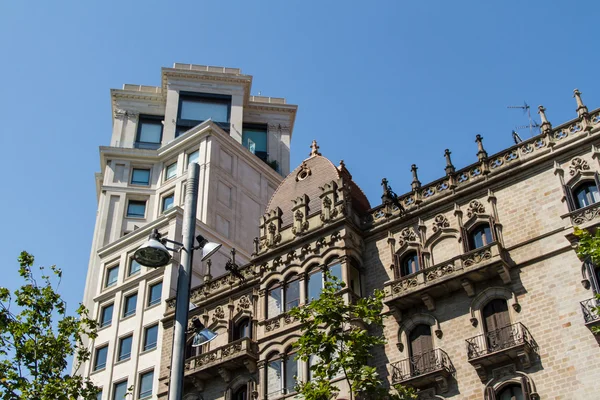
[{"left": 1, "top": 1, "right": 599, "bottom": 316}]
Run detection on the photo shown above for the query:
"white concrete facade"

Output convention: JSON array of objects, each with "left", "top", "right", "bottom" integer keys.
[{"left": 81, "top": 64, "right": 297, "bottom": 400}]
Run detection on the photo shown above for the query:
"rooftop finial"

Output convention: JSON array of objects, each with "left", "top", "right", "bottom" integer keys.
[
  {"left": 538, "top": 105, "right": 552, "bottom": 134},
  {"left": 309, "top": 140, "right": 321, "bottom": 157},
  {"left": 411, "top": 164, "right": 421, "bottom": 191},
  {"left": 444, "top": 149, "right": 455, "bottom": 175},
  {"left": 475, "top": 135, "right": 488, "bottom": 161},
  {"left": 574, "top": 89, "right": 589, "bottom": 117}
]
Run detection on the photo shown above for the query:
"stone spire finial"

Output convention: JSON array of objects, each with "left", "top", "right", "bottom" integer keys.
[
  {"left": 411, "top": 164, "right": 421, "bottom": 191},
  {"left": 381, "top": 178, "right": 389, "bottom": 196},
  {"left": 475, "top": 135, "right": 488, "bottom": 161},
  {"left": 444, "top": 149, "right": 455, "bottom": 175},
  {"left": 309, "top": 140, "right": 321, "bottom": 157},
  {"left": 538, "top": 105, "right": 552, "bottom": 134},
  {"left": 574, "top": 89, "right": 589, "bottom": 117}
]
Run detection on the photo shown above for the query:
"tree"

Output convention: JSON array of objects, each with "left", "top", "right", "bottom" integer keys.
[
  {"left": 0, "top": 251, "right": 100, "bottom": 399},
  {"left": 574, "top": 228, "right": 600, "bottom": 335},
  {"left": 288, "top": 271, "right": 417, "bottom": 400}
]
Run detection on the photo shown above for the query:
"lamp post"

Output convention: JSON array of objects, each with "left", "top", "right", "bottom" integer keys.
[{"left": 133, "top": 162, "right": 221, "bottom": 400}]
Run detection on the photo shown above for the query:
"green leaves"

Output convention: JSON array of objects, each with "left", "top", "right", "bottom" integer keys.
[{"left": 0, "top": 252, "right": 99, "bottom": 400}]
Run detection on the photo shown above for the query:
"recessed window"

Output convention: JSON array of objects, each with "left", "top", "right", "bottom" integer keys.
[
  {"left": 105, "top": 265, "right": 119, "bottom": 288},
  {"left": 307, "top": 270, "right": 324, "bottom": 302},
  {"left": 143, "top": 324, "right": 159, "bottom": 351},
  {"left": 284, "top": 351, "right": 299, "bottom": 395},
  {"left": 127, "top": 200, "right": 146, "bottom": 218},
  {"left": 188, "top": 150, "right": 199, "bottom": 165},
  {"left": 162, "top": 194, "right": 174, "bottom": 212},
  {"left": 123, "top": 293, "right": 137, "bottom": 318},
  {"left": 99, "top": 303, "right": 114, "bottom": 328},
  {"left": 139, "top": 370, "right": 154, "bottom": 399},
  {"left": 285, "top": 279, "right": 300, "bottom": 312},
  {"left": 176, "top": 93, "right": 231, "bottom": 136},
  {"left": 233, "top": 318, "right": 252, "bottom": 341},
  {"left": 131, "top": 168, "right": 151, "bottom": 186},
  {"left": 468, "top": 224, "right": 493, "bottom": 250},
  {"left": 147, "top": 282, "right": 162, "bottom": 307},
  {"left": 496, "top": 384, "right": 523, "bottom": 400},
  {"left": 165, "top": 162, "right": 177, "bottom": 181},
  {"left": 574, "top": 181, "right": 600, "bottom": 209},
  {"left": 242, "top": 124, "right": 268, "bottom": 162},
  {"left": 400, "top": 251, "right": 420, "bottom": 277},
  {"left": 112, "top": 380, "right": 128, "bottom": 400},
  {"left": 329, "top": 263, "right": 342, "bottom": 282},
  {"left": 135, "top": 115, "right": 163, "bottom": 150},
  {"left": 267, "top": 284, "right": 282, "bottom": 319},
  {"left": 93, "top": 345, "right": 108, "bottom": 371},
  {"left": 118, "top": 335, "right": 133, "bottom": 361},
  {"left": 128, "top": 258, "right": 141, "bottom": 277}
]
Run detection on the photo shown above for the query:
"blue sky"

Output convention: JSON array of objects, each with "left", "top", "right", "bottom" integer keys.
[{"left": 1, "top": 1, "right": 599, "bottom": 319}]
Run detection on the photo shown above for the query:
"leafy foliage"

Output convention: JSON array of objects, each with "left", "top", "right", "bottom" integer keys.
[
  {"left": 288, "top": 271, "right": 417, "bottom": 400},
  {"left": 574, "top": 228, "right": 600, "bottom": 334},
  {"left": 0, "top": 251, "right": 100, "bottom": 399}
]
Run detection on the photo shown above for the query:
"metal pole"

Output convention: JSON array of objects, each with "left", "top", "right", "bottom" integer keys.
[{"left": 169, "top": 162, "right": 200, "bottom": 400}]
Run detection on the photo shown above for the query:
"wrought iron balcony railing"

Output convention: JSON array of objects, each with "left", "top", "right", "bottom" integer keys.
[
  {"left": 466, "top": 322, "right": 537, "bottom": 360},
  {"left": 581, "top": 297, "right": 600, "bottom": 324},
  {"left": 391, "top": 348, "right": 455, "bottom": 385}
]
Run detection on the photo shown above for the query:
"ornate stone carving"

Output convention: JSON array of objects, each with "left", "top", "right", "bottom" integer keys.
[
  {"left": 467, "top": 200, "right": 486, "bottom": 218},
  {"left": 213, "top": 306, "right": 225, "bottom": 322},
  {"left": 265, "top": 317, "right": 281, "bottom": 332},
  {"left": 432, "top": 214, "right": 450, "bottom": 232},
  {"left": 237, "top": 295, "right": 251, "bottom": 311},
  {"left": 572, "top": 204, "right": 600, "bottom": 224},
  {"left": 296, "top": 161, "right": 312, "bottom": 181},
  {"left": 569, "top": 157, "right": 590, "bottom": 176},
  {"left": 425, "top": 263, "right": 456, "bottom": 281},
  {"left": 391, "top": 277, "right": 419, "bottom": 294},
  {"left": 463, "top": 249, "right": 492, "bottom": 267},
  {"left": 398, "top": 227, "right": 418, "bottom": 246}
]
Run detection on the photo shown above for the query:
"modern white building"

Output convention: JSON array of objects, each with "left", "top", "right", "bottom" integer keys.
[{"left": 81, "top": 63, "right": 297, "bottom": 400}]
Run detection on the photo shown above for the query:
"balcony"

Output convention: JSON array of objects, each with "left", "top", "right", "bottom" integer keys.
[
  {"left": 184, "top": 337, "right": 258, "bottom": 383},
  {"left": 581, "top": 297, "right": 600, "bottom": 328},
  {"left": 465, "top": 322, "right": 538, "bottom": 382},
  {"left": 384, "top": 243, "right": 510, "bottom": 312},
  {"left": 390, "top": 349, "right": 455, "bottom": 393}
]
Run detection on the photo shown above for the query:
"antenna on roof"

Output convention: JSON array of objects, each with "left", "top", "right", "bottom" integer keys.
[{"left": 508, "top": 102, "right": 541, "bottom": 138}]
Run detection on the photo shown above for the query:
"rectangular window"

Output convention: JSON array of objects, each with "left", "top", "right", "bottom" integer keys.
[
  {"left": 307, "top": 270, "right": 324, "bottom": 302},
  {"left": 131, "top": 168, "right": 151, "bottom": 186},
  {"left": 176, "top": 93, "right": 231, "bottom": 136},
  {"left": 126, "top": 200, "right": 146, "bottom": 218},
  {"left": 136, "top": 115, "right": 163, "bottom": 150},
  {"left": 267, "top": 359, "right": 282, "bottom": 397},
  {"left": 162, "top": 194, "right": 174, "bottom": 212},
  {"left": 105, "top": 265, "right": 119, "bottom": 288},
  {"left": 93, "top": 345, "right": 108, "bottom": 371},
  {"left": 329, "top": 263, "right": 343, "bottom": 286},
  {"left": 147, "top": 282, "right": 162, "bottom": 307},
  {"left": 118, "top": 335, "right": 133, "bottom": 361},
  {"left": 139, "top": 370, "right": 154, "bottom": 399},
  {"left": 128, "top": 258, "right": 141, "bottom": 276},
  {"left": 112, "top": 380, "right": 128, "bottom": 400},
  {"left": 165, "top": 162, "right": 177, "bottom": 181},
  {"left": 99, "top": 303, "right": 114, "bottom": 328},
  {"left": 267, "top": 286, "right": 282, "bottom": 319},
  {"left": 284, "top": 354, "right": 298, "bottom": 394},
  {"left": 143, "top": 324, "right": 159, "bottom": 351},
  {"left": 285, "top": 280, "right": 300, "bottom": 311},
  {"left": 123, "top": 293, "right": 137, "bottom": 318},
  {"left": 188, "top": 150, "right": 199, "bottom": 165},
  {"left": 242, "top": 124, "right": 268, "bottom": 162}
]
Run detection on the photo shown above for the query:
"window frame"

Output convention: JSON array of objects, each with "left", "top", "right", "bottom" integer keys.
[
  {"left": 164, "top": 162, "right": 178, "bottom": 181},
  {"left": 104, "top": 265, "right": 119, "bottom": 288},
  {"left": 232, "top": 317, "right": 252, "bottom": 341},
  {"left": 161, "top": 192, "right": 175, "bottom": 213},
  {"left": 99, "top": 303, "right": 114, "bottom": 329},
  {"left": 135, "top": 115, "right": 163, "bottom": 150},
  {"left": 400, "top": 251, "right": 420, "bottom": 277},
  {"left": 242, "top": 123, "right": 269, "bottom": 162},
  {"left": 467, "top": 223, "right": 494, "bottom": 251},
  {"left": 176, "top": 92, "right": 232, "bottom": 136},
  {"left": 112, "top": 380, "right": 128, "bottom": 400},
  {"left": 117, "top": 334, "right": 133, "bottom": 362},
  {"left": 122, "top": 292, "right": 138, "bottom": 319},
  {"left": 573, "top": 181, "right": 600, "bottom": 209},
  {"left": 93, "top": 344, "right": 109, "bottom": 372},
  {"left": 187, "top": 149, "right": 200, "bottom": 167},
  {"left": 143, "top": 323, "right": 159, "bottom": 352},
  {"left": 147, "top": 281, "right": 163, "bottom": 308},
  {"left": 126, "top": 199, "right": 147, "bottom": 219},
  {"left": 130, "top": 168, "right": 151, "bottom": 186},
  {"left": 127, "top": 257, "right": 141, "bottom": 277},
  {"left": 138, "top": 369, "right": 154, "bottom": 400}
]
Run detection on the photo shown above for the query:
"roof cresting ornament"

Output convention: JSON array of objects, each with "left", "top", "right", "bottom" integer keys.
[{"left": 309, "top": 140, "right": 321, "bottom": 157}]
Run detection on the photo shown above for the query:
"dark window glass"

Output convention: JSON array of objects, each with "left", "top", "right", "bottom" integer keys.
[
  {"left": 284, "top": 353, "right": 298, "bottom": 394},
  {"left": 242, "top": 125, "right": 268, "bottom": 162},
  {"left": 100, "top": 304, "right": 114, "bottom": 328},
  {"left": 139, "top": 370, "right": 154, "bottom": 399},
  {"left": 574, "top": 182, "right": 600, "bottom": 209},
  {"left": 105, "top": 266, "right": 119, "bottom": 288},
  {"left": 126, "top": 200, "right": 146, "bottom": 218},
  {"left": 401, "top": 252, "right": 420, "bottom": 276},
  {"left": 233, "top": 385, "right": 248, "bottom": 400},
  {"left": 233, "top": 318, "right": 251, "bottom": 340},
  {"left": 118, "top": 335, "right": 132, "bottom": 361},
  {"left": 128, "top": 259, "right": 141, "bottom": 276},
  {"left": 131, "top": 168, "right": 150, "bottom": 185},
  {"left": 307, "top": 270, "right": 323, "bottom": 302},
  {"left": 497, "top": 384, "right": 524, "bottom": 400},
  {"left": 177, "top": 94, "right": 231, "bottom": 136},
  {"left": 469, "top": 224, "right": 493, "bottom": 250},
  {"left": 94, "top": 345, "right": 108, "bottom": 371},
  {"left": 123, "top": 293, "right": 137, "bottom": 318},
  {"left": 148, "top": 282, "right": 162, "bottom": 307},
  {"left": 143, "top": 324, "right": 158, "bottom": 351},
  {"left": 162, "top": 194, "right": 174, "bottom": 212},
  {"left": 136, "top": 116, "right": 163, "bottom": 149},
  {"left": 113, "top": 381, "right": 128, "bottom": 400},
  {"left": 285, "top": 280, "right": 300, "bottom": 311}
]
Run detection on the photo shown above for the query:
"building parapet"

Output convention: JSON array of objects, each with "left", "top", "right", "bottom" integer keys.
[{"left": 173, "top": 63, "right": 242, "bottom": 75}]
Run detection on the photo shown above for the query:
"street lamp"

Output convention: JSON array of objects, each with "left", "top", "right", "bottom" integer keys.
[{"left": 133, "top": 162, "right": 220, "bottom": 400}]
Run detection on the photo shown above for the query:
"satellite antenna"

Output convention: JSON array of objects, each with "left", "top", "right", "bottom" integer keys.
[{"left": 508, "top": 102, "right": 541, "bottom": 138}]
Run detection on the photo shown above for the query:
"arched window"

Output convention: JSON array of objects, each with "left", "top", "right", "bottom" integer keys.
[
  {"left": 497, "top": 383, "right": 524, "bottom": 400},
  {"left": 233, "top": 384, "right": 248, "bottom": 400},
  {"left": 284, "top": 350, "right": 299, "bottom": 394},
  {"left": 408, "top": 324, "right": 433, "bottom": 375},
  {"left": 400, "top": 251, "right": 420, "bottom": 277},
  {"left": 574, "top": 181, "right": 600, "bottom": 209},
  {"left": 265, "top": 349, "right": 299, "bottom": 398},
  {"left": 468, "top": 223, "right": 493, "bottom": 250},
  {"left": 267, "top": 282, "right": 282, "bottom": 319},
  {"left": 233, "top": 318, "right": 251, "bottom": 341}
]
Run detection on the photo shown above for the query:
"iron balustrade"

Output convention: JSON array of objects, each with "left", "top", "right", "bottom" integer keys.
[
  {"left": 465, "top": 322, "right": 537, "bottom": 360},
  {"left": 391, "top": 348, "right": 455, "bottom": 384},
  {"left": 580, "top": 297, "right": 600, "bottom": 324}
]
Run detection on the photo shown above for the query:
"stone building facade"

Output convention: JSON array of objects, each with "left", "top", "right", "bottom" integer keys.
[{"left": 158, "top": 91, "right": 600, "bottom": 400}]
